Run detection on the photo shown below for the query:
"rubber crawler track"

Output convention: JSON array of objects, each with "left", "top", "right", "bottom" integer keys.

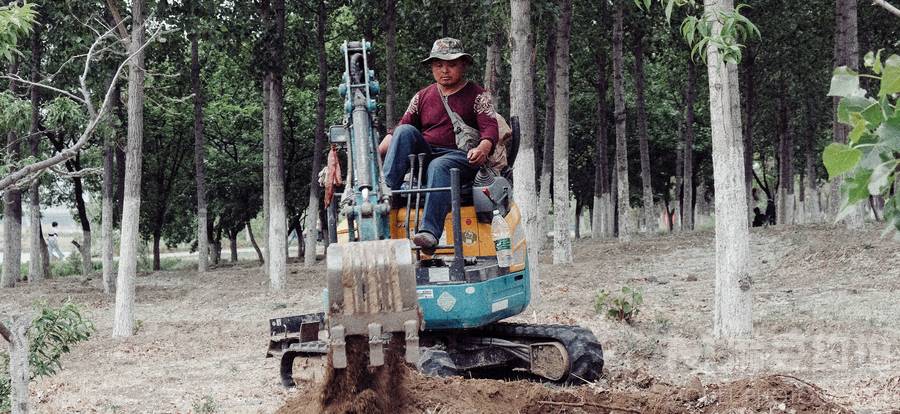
[{"left": 473, "top": 322, "right": 605, "bottom": 383}]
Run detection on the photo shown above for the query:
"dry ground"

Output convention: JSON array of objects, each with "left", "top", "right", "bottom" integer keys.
[{"left": 1, "top": 224, "right": 898, "bottom": 413}]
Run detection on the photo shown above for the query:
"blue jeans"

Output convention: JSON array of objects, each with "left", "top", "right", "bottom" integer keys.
[{"left": 383, "top": 125, "right": 477, "bottom": 240}]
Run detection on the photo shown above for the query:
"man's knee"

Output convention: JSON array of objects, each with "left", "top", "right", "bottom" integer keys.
[{"left": 393, "top": 124, "right": 419, "bottom": 142}]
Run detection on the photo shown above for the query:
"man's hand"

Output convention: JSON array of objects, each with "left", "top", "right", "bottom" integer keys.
[{"left": 467, "top": 139, "right": 493, "bottom": 166}]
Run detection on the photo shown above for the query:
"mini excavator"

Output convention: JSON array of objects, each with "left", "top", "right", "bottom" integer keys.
[{"left": 266, "top": 40, "right": 604, "bottom": 387}]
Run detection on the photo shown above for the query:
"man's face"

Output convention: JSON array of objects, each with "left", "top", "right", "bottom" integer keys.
[{"left": 431, "top": 58, "right": 466, "bottom": 88}]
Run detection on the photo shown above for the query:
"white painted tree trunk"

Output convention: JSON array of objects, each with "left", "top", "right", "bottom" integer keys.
[
  {"left": 6, "top": 314, "right": 32, "bottom": 414},
  {"left": 80, "top": 230, "right": 92, "bottom": 275},
  {"left": 552, "top": 0, "right": 573, "bottom": 265},
  {"left": 612, "top": 4, "right": 633, "bottom": 241},
  {"left": 114, "top": 0, "right": 145, "bottom": 337},
  {"left": 102, "top": 87, "right": 119, "bottom": 294},
  {"left": 268, "top": 75, "right": 287, "bottom": 290},
  {"left": 706, "top": 0, "right": 752, "bottom": 339},
  {"left": 510, "top": 0, "right": 541, "bottom": 303},
  {"left": 192, "top": 34, "right": 209, "bottom": 274}
]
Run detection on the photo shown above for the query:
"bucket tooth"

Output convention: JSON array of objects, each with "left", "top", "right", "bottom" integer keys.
[
  {"left": 368, "top": 323, "right": 384, "bottom": 367},
  {"left": 331, "top": 325, "right": 347, "bottom": 369},
  {"left": 404, "top": 319, "right": 420, "bottom": 364}
]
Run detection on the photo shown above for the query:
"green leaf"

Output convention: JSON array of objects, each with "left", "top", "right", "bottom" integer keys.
[
  {"left": 838, "top": 95, "right": 876, "bottom": 125},
  {"left": 875, "top": 115, "right": 900, "bottom": 150},
  {"left": 861, "top": 102, "right": 885, "bottom": 125},
  {"left": 823, "top": 143, "right": 863, "bottom": 179},
  {"left": 845, "top": 168, "right": 873, "bottom": 205},
  {"left": 868, "top": 161, "right": 898, "bottom": 195},
  {"left": 829, "top": 67, "right": 860, "bottom": 97},
  {"left": 879, "top": 54, "right": 900, "bottom": 97},
  {"left": 848, "top": 114, "right": 868, "bottom": 144}
]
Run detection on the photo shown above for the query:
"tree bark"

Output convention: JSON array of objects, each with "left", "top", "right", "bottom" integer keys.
[
  {"left": 484, "top": 32, "right": 503, "bottom": 97},
  {"left": 538, "top": 27, "right": 557, "bottom": 249},
  {"left": 114, "top": 0, "right": 146, "bottom": 337},
  {"left": 152, "top": 231, "right": 161, "bottom": 270},
  {"left": 384, "top": 0, "right": 398, "bottom": 128},
  {"left": 305, "top": 0, "right": 327, "bottom": 266},
  {"left": 683, "top": 57, "right": 697, "bottom": 231},
  {"left": 612, "top": 3, "right": 633, "bottom": 240},
  {"left": 72, "top": 164, "right": 92, "bottom": 275},
  {"left": 262, "top": 75, "right": 271, "bottom": 272},
  {"left": 191, "top": 34, "right": 209, "bottom": 273},
  {"left": 247, "top": 222, "right": 264, "bottom": 264},
  {"left": 102, "top": 114, "right": 116, "bottom": 293},
  {"left": 592, "top": 36, "right": 611, "bottom": 239},
  {"left": 705, "top": 0, "right": 752, "bottom": 339},
  {"left": 510, "top": 0, "right": 542, "bottom": 304},
  {"left": 776, "top": 87, "right": 794, "bottom": 225},
  {"left": 5, "top": 314, "right": 32, "bottom": 414},
  {"left": 633, "top": 29, "right": 655, "bottom": 232},
  {"left": 552, "top": 0, "right": 573, "bottom": 264},
  {"left": 832, "top": 0, "right": 866, "bottom": 228},
  {"left": 28, "top": 26, "right": 45, "bottom": 283},
  {"left": 741, "top": 51, "right": 756, "bottom": 224},
  {"left": 229, "top": 231, "right": 239, "bottom": 262},
  {"left": 266, "top": 0, "right": 288, "bottom": 288},
  {"left": 804, "top": 100, "right": 821, "bottom": 222},
  {"left": 3, "top": 59, "right": 22, "bottom": 288}
]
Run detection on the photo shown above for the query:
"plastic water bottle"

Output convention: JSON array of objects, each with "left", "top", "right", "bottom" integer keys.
[{"left": 491, "top": 210, "right": 512, "bottom": 268}]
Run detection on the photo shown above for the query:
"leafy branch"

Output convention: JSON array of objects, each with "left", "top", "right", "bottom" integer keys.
[
  {"left": 824, "top": 52, "right": 900, "bottom": 236},
  {"left": 0, "top": 2, "right": 37, "bottom": 62}
]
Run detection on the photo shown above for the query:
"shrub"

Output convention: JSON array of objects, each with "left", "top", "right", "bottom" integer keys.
[{"left": 595, "top": 286, "right": 643, "bottom": 324}]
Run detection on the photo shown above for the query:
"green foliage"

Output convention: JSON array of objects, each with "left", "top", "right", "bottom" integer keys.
[
  {"left": 0, "top": 2, "right": 37, "bottom": 62},
  {"left": 824, "top": 54, "right": 900, "bottom": 234},
  {"left": 28, "top": 301, "right": 95, "bottom": 378},
  {"left": 1, "top": 302, "right": 94, "bottom": 409},
  {"left": 192, "top": 395, "right": 217, "bottom": 413},
  {"left": 594, "top": 286, "right": 644, "bottom": 324}
]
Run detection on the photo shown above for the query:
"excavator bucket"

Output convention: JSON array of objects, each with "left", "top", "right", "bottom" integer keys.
[{"left": 326, "top": 238, "right": 420, "bottom": 368}]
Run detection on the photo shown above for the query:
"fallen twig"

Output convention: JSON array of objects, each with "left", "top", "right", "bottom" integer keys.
[{"left": 538, "top": 399, "right": 641, "bottom": 413}]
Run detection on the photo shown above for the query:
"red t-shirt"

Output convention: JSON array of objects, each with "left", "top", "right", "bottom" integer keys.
[{"left": 396, "top": 82, "right": 499, "bottom": 150}]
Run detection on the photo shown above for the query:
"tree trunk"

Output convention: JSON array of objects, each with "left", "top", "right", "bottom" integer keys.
[
  {"left": 266, "top": 0, "right": 288, "bottom": 288},
  {"left": 804, "top": 100, "right": 821, "bottom": 222},
  {"left": 5, "top": 314, "right": 32, "bottom": 414},
  {"left": 305, "top": 0, "right": 326, "bottom": 266},
  {"left": 152, "top": 231, "right": 161, "bottom": 271},
  {"left": 247, "top": 222, "right": 264, "bottom": 264},
  {"left": 706, "top": 0, "right": 752, "bottom": 339},
  {"left": 592, "top": 35, "right": 611, "bottom": 239},
  {"left": 612, "top": 3, "right": 633, "bottom": 240},
  {"left": 538, "top": 27, "right": 557, "bottom": 249},
  {"left": 683, "top": 60, "right": 697, "bottom": 231},
  {"left": 776, "top": 89, "right": 794, "bottom": 225},
  {"left": 832, "top": 0, "right": 865, "bottom": 228},
  {"left": 742, "top": 51, "right": 756, "bottom": 225},
  {"left": 552, "top": 0, "right": 573, "bottom": 265},
  {"left": 102, "top": 123, "right": 116, "bottom": 293},
  {"left": 114, "top": 0, "right": 146, "bottom": 337},
  {"left": 2, "top": 59, "right": 22, "bottom": 288},
  {"left": 191, "top": 34, "right": 209, "bottom": 274},
  {"left": 675, "top": 106, "right": 685, "bottom": 231},
  {"left": 633, "top": 30, "right": 655, "bottom": 232},
  {"left": 384, "top": 0, "right": 398, "bottom": 128},
  {"left": 73, "top": 171, "right": 92, "bottom": 275},
  {"left": 484, "top": 32, "right": 503, "bottom": 97},
  {"left": 28, "top": 27, "right": 45, "bottom": 283},
  {"left": 229, "top": 232, "right": 238, "bottom": 262},
  {"left": 510, "top": 0, "right": 542, "bottom": 304},
  {"left": 262, "top": 75, "right": 271, "bottom": 272}
]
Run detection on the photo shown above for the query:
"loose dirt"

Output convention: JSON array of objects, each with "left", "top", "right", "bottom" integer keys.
[{"left": 1, "top": 223, "right": 897, "bottom": 413}]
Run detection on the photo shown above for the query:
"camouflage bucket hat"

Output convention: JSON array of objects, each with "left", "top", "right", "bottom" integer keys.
[{"left": 421, "top": 37, "right": 474, "bottom": 64}]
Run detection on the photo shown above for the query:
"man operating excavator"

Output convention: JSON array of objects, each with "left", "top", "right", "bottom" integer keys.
[{"left": 378, "top": 37, "right": 499, "bottom": 252}]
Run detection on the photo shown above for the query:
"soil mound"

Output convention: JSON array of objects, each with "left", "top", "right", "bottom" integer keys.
[{"left": 279, "top": 369, "right": 851, "bottom": 413}]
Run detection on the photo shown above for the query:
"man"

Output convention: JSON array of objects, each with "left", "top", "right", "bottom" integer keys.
[
  {"left": 47, "top": 221, "right": 65, "bottom": 260},
  {"left": 379, "top": 38, "right": 499, "bottom": 251}
]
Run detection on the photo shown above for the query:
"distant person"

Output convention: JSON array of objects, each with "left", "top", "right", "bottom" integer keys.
[
  {"left": 47, "top": 222, "right": 65, "bottom": 260},
  {"left": 752, "top": 207, "right": 765, "bottom": 227}
]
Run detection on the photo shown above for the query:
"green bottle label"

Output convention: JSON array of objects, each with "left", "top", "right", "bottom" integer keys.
[{"left": 494, "top": 238, "right": 511, "bottom": 251}]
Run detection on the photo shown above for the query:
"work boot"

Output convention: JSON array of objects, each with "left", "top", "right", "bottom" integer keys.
[{"left": 412, "top": 231, "right": 437, "bottom": 254}]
